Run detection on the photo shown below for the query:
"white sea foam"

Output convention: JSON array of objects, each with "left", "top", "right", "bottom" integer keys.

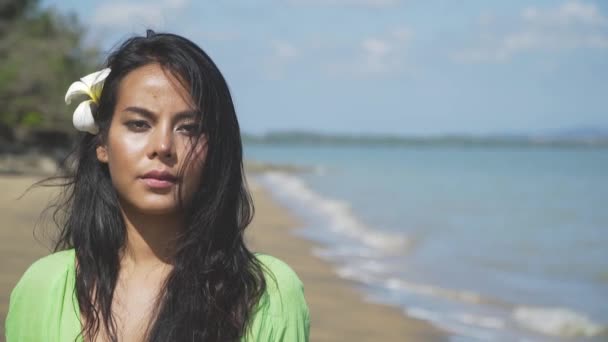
[
  {"left": 407, "top": 306, "right": 442, "bottom": 322},
  {"left": 454, "top": 312, "right": 505, "bottom": 330},
  {"left": 311, "top": 245, "right": 382, "bottom": 259},
  {"left": 513, "top": 306, "right": 604, "bottom": 338},
  {"left": 392, "top": 279, "right": 607, "bottom": 339},
  {"left": 340, "top": 260, "right": 390, "bottom": 275},
  {"left": 259, "top": 171, "right": 411, "bottom": 254},
  {"left": 336, "top": 266, "right": 377, "bottom": 285},
  {"left": 383, "top": 278, "right": 484, "bottom": 305},
  {"left": 406, "top": 307, "right": 500, "bottom": 341}
]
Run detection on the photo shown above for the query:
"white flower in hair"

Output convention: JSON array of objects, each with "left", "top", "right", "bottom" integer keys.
[{"left": 65, "top": 68, "right": 111, "bottom": 134}]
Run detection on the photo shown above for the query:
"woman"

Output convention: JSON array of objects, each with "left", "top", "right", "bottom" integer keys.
[{"left": 5, "top": 30, "right": 310, "bottom": 342}]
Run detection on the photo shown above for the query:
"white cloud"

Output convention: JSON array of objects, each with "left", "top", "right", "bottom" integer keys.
[
  {"left": 391, "top": 27, "right": 413, "bottom": 43},
  {"left": 453, "top": 1, "right": 608, "bottom": 63},
  {"left": 326, "top": 27, "right": 412, "bottom": 76},
  {"left": 92, "top": 0, "right": 239, "bottom": 44},
  {"left": 362, "top": 38, "right": 391, "bottom": 57},
  {"left": 260, "top": 27, "right": 411, "bottom": 79},
  {"left": 263, "top": 40, "right": 300, "bottom": 80},
  {"left": 92, "top": 0, "right": 189, "bottom": 28},
  {"left": 357, "top": 38, "right": 397, "bottom": 74},
  {"left": 286, "top": 0, "right": 401, "bottom": 8},
  {"left": 478, "top": 12, "right": 497, "bottom": 27},
  {"left": 522, "top": 1, "right": 607, "bottom": 26},
  {"left": 163, "top": 0, "right": 189, "bottom": 8},
  {"left": 273, "top": 41, "right": 299, "bottom": 59}
]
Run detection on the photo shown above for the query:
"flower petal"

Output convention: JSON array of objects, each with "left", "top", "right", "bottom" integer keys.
[
  {"left": 88, "top": 68, "right": 111, "bottom": 102},
  {"left": 80, "top": 68, "right": 111, "bottom": 89},
  {"left": 65, "top": 80, "right": 92, "bottom": 104},
  {"left": 73, "top": 100, "right": 99, "bottom": 134}
]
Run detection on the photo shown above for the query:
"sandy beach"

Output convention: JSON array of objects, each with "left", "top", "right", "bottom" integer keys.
[{"left": 0, "top": 174, "right": 445, "bottom": 341}]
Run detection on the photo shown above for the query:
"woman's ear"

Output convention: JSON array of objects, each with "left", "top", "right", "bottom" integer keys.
[{"left": 96, "top": 144, "right": 109, "bottom": 163}]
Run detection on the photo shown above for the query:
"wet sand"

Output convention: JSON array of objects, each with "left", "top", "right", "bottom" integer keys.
[{"left": 0, "top": 175, "right": 445, "bottom": 341}]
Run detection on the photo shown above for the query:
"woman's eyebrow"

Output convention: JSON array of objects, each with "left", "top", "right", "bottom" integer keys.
[
  {"left": 173, "top": 110, "right": 199, "bottom": 121},
  {"left": 123, "top": 106, "right": 156, "bottom": 120},
  {"left": 122, "top": 106, "right": 198, "bottom": 121}
]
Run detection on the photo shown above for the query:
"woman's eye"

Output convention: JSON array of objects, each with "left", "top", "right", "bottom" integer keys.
[
  {"left": 126, "top": 120, "right": 150, "bottom": 131},
  {"left": 179, "top": 124, "right": 199, "bottom": 135}
]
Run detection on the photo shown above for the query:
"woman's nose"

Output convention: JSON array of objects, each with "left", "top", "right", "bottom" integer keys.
[{"left": 148, "top": 126, "right": 176, "bottom": 160}]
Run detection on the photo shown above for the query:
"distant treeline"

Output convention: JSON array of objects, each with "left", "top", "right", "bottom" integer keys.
[
  {"left": 242, "top": 131, "right": 608, "bottom": 148},
  {"left": 0, "top": 0, "right": 99, "bottom": 147}
]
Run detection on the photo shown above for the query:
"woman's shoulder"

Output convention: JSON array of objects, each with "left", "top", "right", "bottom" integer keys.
[
  {"left": 11, "top": 249, "right": 75, "bottom": 297},
  {"left": 255, "top": 254, "right": 302, "bottom": 283},
  {"left": 27, "top": 248, "right": 75, "bottom": 269},
  {"left": 6, "top": 249, "right": 77, "bottom": 341},
  {"left": 246, "top": 254, "right": 310, "bottom": 341},
  {"left": 18, "top": 249, "right": 74, "bottom": 277},
  {"left": 252, "top": 254, "right": 308, "bottom": 314}
]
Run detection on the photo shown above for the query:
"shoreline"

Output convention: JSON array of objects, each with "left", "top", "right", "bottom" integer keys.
[
  {"left": 245, "top": 177, "right": 446, "bottom": 341},
  {"left": 0, "top": 174, "right": 446, "bottom": 341}
]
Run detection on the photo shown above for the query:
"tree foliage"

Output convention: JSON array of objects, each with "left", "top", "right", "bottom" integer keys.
[{"left": 0, "top": 0, "right": 99, "bottom": 133}]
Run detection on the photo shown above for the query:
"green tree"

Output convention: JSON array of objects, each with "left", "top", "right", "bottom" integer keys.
[{"left": 0, "top": 0, "right": 99, "bottom": 134}]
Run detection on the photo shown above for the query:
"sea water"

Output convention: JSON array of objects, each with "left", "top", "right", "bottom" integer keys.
[{"left": 244, "top": 143, "right": 608, "bottom": 341}]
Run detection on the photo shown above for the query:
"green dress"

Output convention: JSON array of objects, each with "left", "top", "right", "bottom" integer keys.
[{"left": 5, "top": 249, "right": 310, "bottom": 341}]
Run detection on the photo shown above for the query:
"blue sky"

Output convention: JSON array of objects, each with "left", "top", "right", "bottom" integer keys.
[{"left": 43, "top": 0, "right": 608, "bottom": 136}]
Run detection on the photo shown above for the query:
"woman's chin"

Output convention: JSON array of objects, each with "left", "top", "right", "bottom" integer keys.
[{"left": 132, "top": 201, "right": 181, "bottom": 216}]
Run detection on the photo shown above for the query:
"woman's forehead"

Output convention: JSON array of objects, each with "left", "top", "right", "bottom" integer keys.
[{"left": 116, "top": 63, "right": 195, "bottom": 113}]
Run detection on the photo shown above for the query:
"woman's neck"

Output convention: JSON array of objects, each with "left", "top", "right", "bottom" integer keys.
[{"left": 118, "top": 202, "right": 183, "bottom": 270}]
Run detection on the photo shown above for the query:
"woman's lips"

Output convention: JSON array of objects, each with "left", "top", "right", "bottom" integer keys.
[
  {"left": 141, "top": 177, "right": 176, "bottom": 189},
  {"left": 140, "top": 170, "right": 178, "bottom": 189}
]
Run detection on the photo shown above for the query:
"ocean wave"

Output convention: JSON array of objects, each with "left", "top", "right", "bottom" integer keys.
[
  {"left": 406, "top": 307, "right": 502, "bottom": 341},
  {"left": 454, "top": 312, "right": 505, "bottom": 330},
  {"left": 335, "top": 265, "right": 378, "bottom": 285},
  {"left": 258, "top": 170, "right": 512, "bottom": 340},
  {"left": 383, "top": 278, "right": 486, "bottom": 305},
  {"left": 311, "top": 245, "right": 383, "bottom": 259},
  {"left": 258, "top": 171, "right": 411, "bottom": 254},
  {"left": 332, "top": 267, "right": 493, "bottom": 308},
  {"left": 330, "top": 263, "right": 607, "bottom": 340},
  {"left": 513, "top": 306, "right": 605, "bottom": 338}
]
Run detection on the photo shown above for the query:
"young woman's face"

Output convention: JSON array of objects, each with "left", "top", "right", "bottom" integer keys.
[{"left": 96, "top": 63, "right": 207, "bottom": 215}]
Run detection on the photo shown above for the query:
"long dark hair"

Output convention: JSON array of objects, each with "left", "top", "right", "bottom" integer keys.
[{"left": 45, "top": 30, "right": 266, "bottom": 341}]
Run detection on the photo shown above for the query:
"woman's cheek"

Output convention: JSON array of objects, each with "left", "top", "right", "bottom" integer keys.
[
  {"left": 189, "top": 137, "right": 207, "bottom": 166},
  {"left": 180, "top": 139, "right": 206, "bottom": 186}
]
